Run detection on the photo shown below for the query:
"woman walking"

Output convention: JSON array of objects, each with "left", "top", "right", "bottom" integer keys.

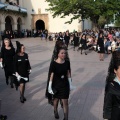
[
  {"left": 47, "top": 47, "right": 73, "bottom": 120},
  {"left": 80, "top": 34, "right": 87, "bottom": 55},
  {"left": 14, "top": 41, "right": 31, "bottom": 103},
  {"left": 64, "top": 31, "right": 70, "bottom": 48},
  {"left": 97, "top": 33, "right": 105, "bottom": 61},
  {"left": 1, "top": 38, "right": 15, "bottom": 88},
  {"left": 73, "top": 32, "right": 79, "bottom": 51},
  {"left": 45, "top": 40, "right": 75, "bottom": 105}
]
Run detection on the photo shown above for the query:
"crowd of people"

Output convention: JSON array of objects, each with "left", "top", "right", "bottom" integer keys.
[
  {"left": 1, "top": 28, "right": 120, "bottom": 120},
  {"left": 0, "top": 29, "right": 48, "bottom": 41},
  {"left": 0, "top": 38, "right": 31, "bottom": 120},
  {"left": 50, "top": 29, "right": 120, "bottom": 61}
]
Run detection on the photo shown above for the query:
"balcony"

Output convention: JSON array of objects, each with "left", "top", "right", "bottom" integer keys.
[{"left": 0, "top": 2, "right": 27, "bottom": 15}]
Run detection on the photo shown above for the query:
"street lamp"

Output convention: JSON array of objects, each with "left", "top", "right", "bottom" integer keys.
[{"left": 82, "top": 19, "right": 85, "bottom": 31}]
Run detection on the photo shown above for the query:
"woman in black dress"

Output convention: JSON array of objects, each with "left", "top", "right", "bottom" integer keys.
[
  {"left": 97, "top": 33, "right": 105, "bottom": 61},
  {"left": 64, "top": 31, "right": 70, "bottom": 48},
  {"left": 45, "top": 40, "right": 74, "bottom": 106},
  {"left": 48, "top": 47, "right": 73, "bottom": 120},
  {"left": 14, "top": 41, "right": 31, "bottom": 103},
  {"left": 1, "top": 38, "right": 15, "bottom": 88},
  {"left": 80, "top": 34, "right": 87, "bottom": 55},
  {"left": 57, "top": 32, "right": 64, "bottom": 42},
  {"left": 73, "top": 32, "right": 79, "bottom": 51},
  {"left": 103, "top": 60, "right": 120, "bottom": 120}
]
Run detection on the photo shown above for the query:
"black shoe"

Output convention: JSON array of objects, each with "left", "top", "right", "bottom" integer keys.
[
  {"left": 85, "top": 53, "right": 87, "bottom": 55},
  {"left": 0, "top": 115, "right": 7, "bottom": 120},
  {"left": 81, "top": 52, "right": 82, "bottom": 54},
  {"left": 20, "top": 97, "right": 24, "bottom": 103},
  {"left": 23, "top": 97, "right": 26, "bottom": 101},
  {"left": 54, "top": 111, "right": 59, "bottom": 119}
]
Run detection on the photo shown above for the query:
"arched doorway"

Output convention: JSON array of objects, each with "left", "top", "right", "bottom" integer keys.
[
  {"left": 17, "top": 17, "right": 22, "bottom": 31},
  {"left": 36, "top": 20, "right": 45, "bottom": 30},
  {"left": 5, "top": 16, "right": 13, "bottom": 31}
]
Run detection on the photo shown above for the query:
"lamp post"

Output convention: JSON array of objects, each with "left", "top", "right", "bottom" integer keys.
[{"left": 82, "top": 19, "right": 84, "bottom": 31}]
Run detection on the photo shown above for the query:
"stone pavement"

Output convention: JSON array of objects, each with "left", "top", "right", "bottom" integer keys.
[{"left": 0, "top": 38, "right": 111, "bottom": 120}]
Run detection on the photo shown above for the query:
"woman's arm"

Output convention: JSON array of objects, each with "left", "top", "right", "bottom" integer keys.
[
  {"left": 67, "top": 70, "right": 71, "bottom": 78},
  {"left": 50, "top": 72, "right": 54, "bottom": 82}
]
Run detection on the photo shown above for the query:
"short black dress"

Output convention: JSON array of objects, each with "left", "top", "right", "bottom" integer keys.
[
  {"left": 73, "top": 36, "right": 79, "bottom": 47},
  {"left": 1, "top": 47, "right": 15, "bottom": 77},
  {"left": 14, "top": 53, "right": 31, "bottom": 83},
  {"left": 51, "top": 60, "right": 70, "bottom": 99},
  {"left": 97, "top": 37, "right": 105, "bottom": 53}
]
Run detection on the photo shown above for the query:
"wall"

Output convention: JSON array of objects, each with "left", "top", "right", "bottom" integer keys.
[
  {"left": 22, "top": 0, "right": 92, "bottom": 32},
  {"left": 23, "top": 0, "right": 82, "bottom": 32}
]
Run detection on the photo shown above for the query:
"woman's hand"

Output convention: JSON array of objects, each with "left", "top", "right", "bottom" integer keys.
[
  {"left": 15, "top": 72, "right": 21, "bottom": 81},
  {"left": 48, "top": 81, "right": 54, "bottom": 95},
  {"left": 29, "top": 69, "right": 32, "bottom": 74}
]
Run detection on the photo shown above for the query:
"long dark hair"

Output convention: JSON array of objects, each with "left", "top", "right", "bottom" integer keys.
[
  {"left": 51, "top": 41, "right": 69, "bottom": 61},
  {"left": 81, "top": 34, "right": 86, "bottom": 40},
  {"left": 16, "top": 41, "right": 24, "bottom": 54}
]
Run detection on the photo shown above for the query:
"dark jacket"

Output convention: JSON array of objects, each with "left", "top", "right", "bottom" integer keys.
[{"left": 103, "top": 80, "right": 120, "bottom": 120}]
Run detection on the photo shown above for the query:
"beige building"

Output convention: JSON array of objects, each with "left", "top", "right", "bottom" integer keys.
[
  {"left": 0, "top": 0, "right": 26, "bottom": 31},
  {"left": 0, "top": 0, "right": 92, "bottom": 32}
]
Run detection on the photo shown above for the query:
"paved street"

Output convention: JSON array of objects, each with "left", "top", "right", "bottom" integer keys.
[{"left": 0, "top": 38, "right": 111, "bottom": 120}]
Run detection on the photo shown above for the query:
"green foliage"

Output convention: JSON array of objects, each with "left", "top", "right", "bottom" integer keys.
[
  {"left": 115, "top": 17, "right": 120, "bottom": 27},
  {"left": 46, "top": 0, "right": 120, "bottom": 28}
]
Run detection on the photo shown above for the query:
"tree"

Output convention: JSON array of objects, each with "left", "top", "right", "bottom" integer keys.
[
  {"left": 115, "top": 17, "right": 120, "bottom": 27},
  {"left": 46, "top": 0, "right": 120, "bottom": 30}
]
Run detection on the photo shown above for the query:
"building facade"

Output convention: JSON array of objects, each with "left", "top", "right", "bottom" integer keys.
[
  {"left": 0, "top": 0, "right": 92, "bottom": 33},
  {"left": 0, "top": 0, "right": 27, "bottom": 32}
]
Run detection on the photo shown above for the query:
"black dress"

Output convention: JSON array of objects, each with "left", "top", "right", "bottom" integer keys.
[
  {"left": 80, "top": 38, "right": 87, "bottom": 50},
  {"left": 97, "top": 37, "right": 105, "bottom": 53},
  {"left": 14, "top": 53, "right": 31, "bottom": 83},
  {"left": 73, "top": 36, "right": 79, "bottom": 47},
  {"left": 64, "top": 35, "right": 70, "bottom": 47},
  {"left": 1, "top": 47, "right": 15, "bottom": 78},
  {"left": 51, "top": 60, "right": 70, "bottom": 99},
  {"left": 45, "top": 41, "right": 71, "bottom": 103}
]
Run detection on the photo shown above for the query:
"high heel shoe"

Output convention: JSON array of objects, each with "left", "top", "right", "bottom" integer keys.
[
  {"left": 20, "top": 97, "right": 24, "bottom": 103},
  {"left": 54, "top": 111, "right": 59, "bottom": 119},
  {"left": 23, "top": 97, "right": 26, "bottom": 101},
  {"left": 0, "top": 115, "right": 7, "bottom": 120}
]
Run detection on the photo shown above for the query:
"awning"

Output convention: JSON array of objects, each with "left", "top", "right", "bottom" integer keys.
[
  {"left": 20, "top": 8, "right": 27, "bottom": 13},
  {"left": 0, "top": 2, "right": 27, "bottom": 14},
  {"left": 0, "top": 2, "right": 6, "bottom": 9}
]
